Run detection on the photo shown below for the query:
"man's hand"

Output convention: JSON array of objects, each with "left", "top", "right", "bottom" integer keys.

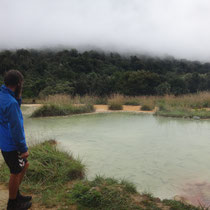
[{"left": 21, "top": 151, "right": 29, "bottom": 159}]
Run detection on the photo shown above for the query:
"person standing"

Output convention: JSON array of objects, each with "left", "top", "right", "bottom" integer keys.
[{"left": 0, "top": 70, "right": 32, "bottom": 210}]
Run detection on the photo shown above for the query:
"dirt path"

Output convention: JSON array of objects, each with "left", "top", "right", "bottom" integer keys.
[
  {"left": 0, "top": 184, "right": 57, "bottom": 210},
  {"left": 0, "top": 156, "right": 56, "bottom": 210},
  {"left": 0, "top": 184, "right": 8, "bottom": 210}
]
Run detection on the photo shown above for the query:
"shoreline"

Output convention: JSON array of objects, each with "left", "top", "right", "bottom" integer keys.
[
  {"left": 23, "top": 104, "right": 210, "bottom": 120},
  {"left": 0, "top": 142, "right": 203, "bottom": 209}
]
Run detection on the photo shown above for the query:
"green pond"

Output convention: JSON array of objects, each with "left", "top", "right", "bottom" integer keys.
[{"left": 22, "top": 106, "right": 210, "bottom": 205}]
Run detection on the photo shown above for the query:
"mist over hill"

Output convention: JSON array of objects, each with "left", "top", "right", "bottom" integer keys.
[{"left": 1, "top": 0, "right": 210, "bottom": 61}]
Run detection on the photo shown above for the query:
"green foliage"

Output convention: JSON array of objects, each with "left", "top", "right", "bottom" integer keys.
[
  {"left": 141, "top": 105, "right": 154, "bottom": 111},
  {"left": 155, "top": 82, "right": 171, "bottom": 96},
  {"left": 162, "top": 199, "right": 199, "bottom": 210},
  {"left": 70, "top": 182, "right": 102, "bottom": 208},
  {"left": 156, "top": 108, "right": 210, "bottom": 119},
  {"left": 120, "top": 179, "right": 137, "bottom": 194},
  {"left": 39, "top": 81, "right": 75, "bottom": 97},
  {"left": 140, "top": 200, "right": 161, "bottom": 210},
  {"left": 31, "top": 104, "right": 95, "bottom": 117},
  {"left": 0, "top": 141, "right": 85, "bottom": 207},
  {"left": 108, "top": 103, "right": 123, "bottom": 110},
  {"left": 70, "top": 177, "right": 142, "bottom": 210},
  {"left": 94, "top": 97, "right": 108, "bottom": 105},
  {"left": 124, "top": 99, "right": 140, "bottom": 105},
  {"left": 1, "top": 49, "right": 210, "bottom": 98}
]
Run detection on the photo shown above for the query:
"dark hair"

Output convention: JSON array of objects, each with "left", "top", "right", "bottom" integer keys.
[{"left": 4, "top": 70, "right": 24, "bottom": 87}]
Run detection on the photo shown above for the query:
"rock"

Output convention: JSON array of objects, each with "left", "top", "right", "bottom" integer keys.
[{"left": 193, "top": 116, "right": 200, "bottom": 120}]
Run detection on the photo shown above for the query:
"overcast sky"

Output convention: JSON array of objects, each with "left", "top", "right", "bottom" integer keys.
[{"left": 1, "top": 0, "right": 210, "bottom": 61}]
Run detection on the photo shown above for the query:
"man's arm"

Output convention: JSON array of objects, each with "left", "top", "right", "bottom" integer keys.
[{"left": 6, "top": 101, "right": 28, "bottom": 153}]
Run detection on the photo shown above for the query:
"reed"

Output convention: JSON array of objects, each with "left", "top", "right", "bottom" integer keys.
[{"left": 108, "top": 94, "right": 124, "bottom": 110}]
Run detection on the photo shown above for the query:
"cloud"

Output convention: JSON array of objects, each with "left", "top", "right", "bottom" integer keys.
[{"left": 1, "top": 0, "right": 210, "bottom": 60}]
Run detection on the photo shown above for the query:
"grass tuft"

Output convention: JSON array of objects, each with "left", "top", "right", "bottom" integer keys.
[
  {"left": 162, "top": 199, "right": 200, "bottom": 210},
  {"left": 108, "top": 103, "right": 123, "bottom": 110},
  {"left": 69, "top": 177, "right": 142, "bottom": 210},
  {"left": 31, "top": 104, "right": 95, "bottom": 117},
  {"left": 120, "top": 179, "right": 137, "bottom": 194},
  {"left": 141, "top": 104, "right": 154, "bottom": 111}
]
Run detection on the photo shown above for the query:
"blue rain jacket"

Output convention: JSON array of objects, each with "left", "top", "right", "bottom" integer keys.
[{"left": 0, "top": 85, "right": 28, "bottom": 153}]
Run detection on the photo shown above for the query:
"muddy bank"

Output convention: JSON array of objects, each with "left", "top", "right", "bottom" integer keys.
[{"left": 180, "top": 181, "right": 210, "bottom": 207}]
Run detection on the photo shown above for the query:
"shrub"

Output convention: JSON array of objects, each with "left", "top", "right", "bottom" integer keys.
[
  {"left": 108, "top": 103, "right": 123, "bottom": 110},
  {"left": 141, "top": 104, "right": 154, "bottom": 111},
  {"left": 31, "top": 104, "right": 95, "bottom": 117}
]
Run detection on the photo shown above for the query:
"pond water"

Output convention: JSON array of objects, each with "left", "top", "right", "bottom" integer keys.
[{"left": 22, "top": 106, "right": 210, "bottom": 205}]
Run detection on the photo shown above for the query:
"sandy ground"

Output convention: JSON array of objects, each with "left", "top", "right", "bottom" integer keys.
[
  {"left": 22, "top": 104, "right": 157, "bottom": 114},
  {"left": 94, "top": 104, "right": 157, "bottom": 113},
  {"left": 0, "top": 184, "right": 8, "bottom": 210},
  {"left": 22, "top": 104, "right": 43, "bottom": 107},
  {"left": 21, "top": 104, "right": 157, "bottom": 117},
  {"left": 0, "top": 183, "right": 58, "bottom": 210}
]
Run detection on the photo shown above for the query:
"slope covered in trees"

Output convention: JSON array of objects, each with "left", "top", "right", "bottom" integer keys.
[{"left": 1, "top": 49, "right": 210, "bottom": 98}]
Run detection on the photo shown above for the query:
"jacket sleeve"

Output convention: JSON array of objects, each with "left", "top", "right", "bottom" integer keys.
[{"left": 6, "top": 101, "right": 28, "bottom": 153}]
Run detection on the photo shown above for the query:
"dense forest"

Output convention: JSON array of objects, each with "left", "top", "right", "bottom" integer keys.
[{"left": 1, "top": 49, "right": 210, "bottom": 98}]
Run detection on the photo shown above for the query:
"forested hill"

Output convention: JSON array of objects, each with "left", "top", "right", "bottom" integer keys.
[{"left": 1, "top": 49, "right": 210, "bottom": 98}]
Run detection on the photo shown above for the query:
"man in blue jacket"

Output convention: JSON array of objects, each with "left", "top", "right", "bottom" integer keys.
[{"left": 0, "top": 70, "right": 32, "bottom": 210}]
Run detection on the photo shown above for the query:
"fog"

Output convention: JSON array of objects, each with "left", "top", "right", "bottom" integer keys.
[{"left": 1, "top": 0, "right": 210, "bottom": 61}]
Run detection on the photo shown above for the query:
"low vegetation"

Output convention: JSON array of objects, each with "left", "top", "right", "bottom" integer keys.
[
  {"left": 0, "top": 140, "right": 206, "bottom": 209},
  {"left": 108, "top": 103, "right": 123, "bottom": 110},
  {"left": 0, "top": 140, "right": 85, "bottom": 207},
  {"left": 31, "top": 104, "right": 95, "bottom": 117},
  {"left": 28, "top": 92, "right": 210, "bottom": 118},
  {"left": 141, "top": 105, "right": 154, "bottom": 111}
]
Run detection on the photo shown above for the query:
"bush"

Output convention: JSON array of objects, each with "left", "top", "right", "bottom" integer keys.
[
  {"left": 141, "top": 104, "right": 154, "bottom": 111},
  {"left": 31, "top": 104, "right": 95, "bottom": 117},
  {"left": 108, "top": 103, "right": 123, "bottom": 110}
]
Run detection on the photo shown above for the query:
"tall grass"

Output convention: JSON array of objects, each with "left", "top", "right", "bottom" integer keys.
[
  {"left": 107, "top": 94, "right": 123, "bottom": 110},
  {"left": 25, "top": 92, "right": 210, "bottom": 118},
  {"left": 69, "top": 177, "right": 141, "bottom": 210},
  {"left": 43, "top": 94, "right": 73, "bottom": 105},
  {"left": 41, "top": 94, "right": 108, "bottom": 105},
  {"left": 25, "top": 92, "right": 210, "bottom": 108}
]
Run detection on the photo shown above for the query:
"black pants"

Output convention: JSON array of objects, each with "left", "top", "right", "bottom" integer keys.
[{"left": 1, "top": 150, "right": 27, "bottom": 174}]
